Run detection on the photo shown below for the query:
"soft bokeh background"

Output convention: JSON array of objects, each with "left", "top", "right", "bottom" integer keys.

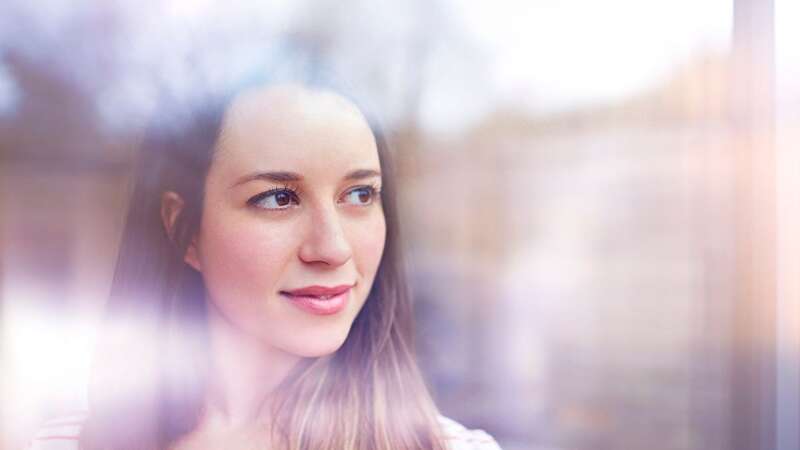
[{"left": 2, "top": 1, "right": 799, "bottom": 449}]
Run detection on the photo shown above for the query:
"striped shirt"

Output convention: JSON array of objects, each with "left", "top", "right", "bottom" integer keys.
[
  {"left": 437, "top": 415, "right": 504, "bottom": 450},
  {"left": 26, "top": 411, "right": 86, "bottom": 450},
  {"left": 27, "top": 412, "right": 502, "bottom": 450}
]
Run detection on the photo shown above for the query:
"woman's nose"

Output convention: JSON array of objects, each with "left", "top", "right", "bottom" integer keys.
[{"left": 297, "top": 206, "right": 353, "bottom": 267}]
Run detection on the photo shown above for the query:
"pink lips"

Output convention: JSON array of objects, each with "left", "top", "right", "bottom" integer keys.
[{"left": 280, "top": 284, "right": 354, "bottom": 315}]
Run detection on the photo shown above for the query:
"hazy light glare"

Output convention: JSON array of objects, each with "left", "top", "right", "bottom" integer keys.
[
  {"left": 162, "top": 0, "right": 217, "bottom": 22},
  {"left": 775, "top": 2, "right": 800, "bottom": 449},
  {"left": 0, "top": 0, "right": 733, "bottom": 134},
  {"left": 0, "top": 63, "right": 20, "bottom": 115},
  {"left": 1, "top": 2, "right": 752, "bottom": 449},
  {"left": 446, "top": 0, "right": 732, "bottom": 114},
  {"left": 776, "top": 0, "right": 800, "bottom": 113},
  {"left": 2, "top": 294, "right": 95, "bottom": 420}
]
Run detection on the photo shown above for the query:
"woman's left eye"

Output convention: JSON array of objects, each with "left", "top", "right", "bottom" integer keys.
[{"left": 341, "top": 186, "right": 378, "bottom": 206}]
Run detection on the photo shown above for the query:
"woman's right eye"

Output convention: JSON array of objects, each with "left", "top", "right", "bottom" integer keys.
[{"left": 247, "top": 188, "right": 300, "bottom": 210}]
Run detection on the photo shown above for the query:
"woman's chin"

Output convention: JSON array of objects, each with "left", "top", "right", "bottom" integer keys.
[
  {"left": 279, "top": 329, "right": 351, "bottom": 358},
  {"left": 291, "top": 342, "right": 346, "bottom": 358}
]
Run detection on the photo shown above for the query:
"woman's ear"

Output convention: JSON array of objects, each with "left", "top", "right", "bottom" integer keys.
[{"left": 160, "top": 191, "right": 202, "bottom": 272}]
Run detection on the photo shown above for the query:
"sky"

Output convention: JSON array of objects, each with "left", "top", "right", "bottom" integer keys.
[
  {"left": 420, "top": 0, "right": 733, "bottom": 132},
  {"left": 453, "top": 0, "right": 731, "bottom": 107}
]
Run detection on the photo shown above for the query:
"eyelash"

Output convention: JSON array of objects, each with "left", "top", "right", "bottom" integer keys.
[{"left": 247, "top": 183, "right": 382, "bottom": 210}]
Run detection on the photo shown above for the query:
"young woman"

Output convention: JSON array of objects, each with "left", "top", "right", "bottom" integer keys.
[{"left": 27, "top": 79, "right": 502, "bottom": 449}]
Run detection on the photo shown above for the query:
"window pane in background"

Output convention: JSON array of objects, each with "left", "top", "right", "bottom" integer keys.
[
  {"left": 1, "top": 2, "right": 792, "bottom": 450},
  {"left": 776, "top": 0, "right": 800, "bottom": 449},
  {"left": 403, "top": 2, "right": 736, "bottom": 449}
]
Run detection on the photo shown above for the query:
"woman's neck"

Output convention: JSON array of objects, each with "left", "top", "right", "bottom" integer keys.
[{"left": 201, "top": 303, "right": 303, "bottom": 429}]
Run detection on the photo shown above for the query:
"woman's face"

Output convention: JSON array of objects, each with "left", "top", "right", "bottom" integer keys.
[{"left": 186, "top": 84, "right": 386, "bottom": 358}]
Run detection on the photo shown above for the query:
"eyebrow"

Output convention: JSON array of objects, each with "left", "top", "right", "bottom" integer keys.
[{"left": 232, "top": 169, "right": 382, "bottom": 188}]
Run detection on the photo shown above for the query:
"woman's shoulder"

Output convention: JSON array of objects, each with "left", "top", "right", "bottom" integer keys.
[
  {"left": 437, "top": 414, "right": 503, "bottom": 450},
  {"left": 24, "top": 411, "right": 500, "bottom": 450},
  {"left": 25, "top": 410, "right": 87, "bottom": 450}
]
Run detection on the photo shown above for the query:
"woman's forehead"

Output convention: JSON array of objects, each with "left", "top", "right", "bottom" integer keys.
[
  {"left": 222, "top": 83, "right": 367, "bottom": 135},
  {"left": 211, "top": 83, "right": 379, "bottom": 175}
]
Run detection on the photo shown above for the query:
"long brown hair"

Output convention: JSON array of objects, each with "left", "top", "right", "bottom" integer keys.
[{"left": 79, "top": 73, "right": 447, "bottom": 449}]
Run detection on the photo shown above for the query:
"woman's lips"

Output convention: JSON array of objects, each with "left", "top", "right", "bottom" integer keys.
[
  {"left": 283, "top": 284, "right": 353, "bottom": 297},
  {"left": 280, "top": 284, "right": 353, "bottom": 315}
]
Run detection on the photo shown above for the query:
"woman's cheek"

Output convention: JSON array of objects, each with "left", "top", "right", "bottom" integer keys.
[
  {"left": 353, "top": 213, "right": 386, "bottom": 279},
  {"left": 198, "top": 213, "right": 296, "bottom": 306}
]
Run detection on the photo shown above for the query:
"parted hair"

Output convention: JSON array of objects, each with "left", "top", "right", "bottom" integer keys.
[{"left": 79, "top": 68, "right": 448, "bottom": 450}]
